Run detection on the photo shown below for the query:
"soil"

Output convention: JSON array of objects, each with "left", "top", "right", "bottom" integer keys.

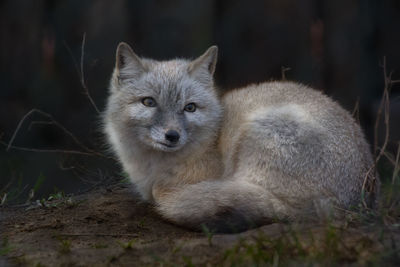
[{"left": 0, "top": 183, "right": 399, "bottom": 266}]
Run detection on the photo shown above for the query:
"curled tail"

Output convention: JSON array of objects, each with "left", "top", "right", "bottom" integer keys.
[{"left": 154, "top": 180, "right": 285, "bottom": 233}]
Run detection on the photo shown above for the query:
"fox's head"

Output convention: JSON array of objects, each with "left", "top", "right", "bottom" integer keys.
[{"left": 105, "top": 43, "right": 222, "bottom": 154}]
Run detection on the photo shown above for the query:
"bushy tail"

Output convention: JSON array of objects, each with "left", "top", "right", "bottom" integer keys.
[{"left": 155, "top": 180, "right": 286, "bottom": 233}]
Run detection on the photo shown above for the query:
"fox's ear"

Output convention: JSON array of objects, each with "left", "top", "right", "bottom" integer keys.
[
  {"left": 188, "top": 46, "right": 218, "bottom": 82},
  {"left": 115, "top": 42, "right": 147, "bottom": 81}
]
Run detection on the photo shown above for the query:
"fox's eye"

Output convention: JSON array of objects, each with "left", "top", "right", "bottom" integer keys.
[
  {"left": 184, "top": 103, "right": 196, "bottom": 112},
  {"left": 141, "top": 97, "right": 156, "bottom": 107}
]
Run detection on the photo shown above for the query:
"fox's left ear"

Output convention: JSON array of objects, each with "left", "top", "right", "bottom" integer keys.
[{"left": 188, "top": 46, "right": 218, "bottom": 82}]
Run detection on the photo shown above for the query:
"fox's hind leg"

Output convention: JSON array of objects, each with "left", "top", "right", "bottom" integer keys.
[{"left": 232, "top": 105, "right": 341, "bottom": 217}]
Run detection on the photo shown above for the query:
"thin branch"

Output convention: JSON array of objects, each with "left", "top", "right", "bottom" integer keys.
[
  {"left": 1, "top": 193, "right": 7, "bottom": 206},
  {"left": 0, "top": 175, "right": 15, "bottom": 194},
  {"left": 1, "top": 184, "right": 29, "bottom": 205},
  {"left": 28, "top": 119, "right": 94, "bottom": 154},
  {"left": 80, "top": 33, "right": 100, "bottom": 114},
  {"left": 373, "top": 57, "right": 387, "bottom": 158},
  {"left": 63, "top": 41, "right": 81, "bottom": 81},
  {"left": 7, "top": 109, "right": 38, "bottom": 151},
  {"left": 352, "top": 97, "right": 360, "bottom": 124},
  {"left": 392, "top": 142, "right": 400, "bottom": 185},
  {"left": 57, "top": 161, "right": 76, "bottom": 171},
  {"left": 281, "top": 66, "right": 291, "bottom": 80},
  {"left": 80, "top": 32, "right": 86, "bottom": 90},
  {"left": 6, "top": 109, "right": 106, "bottom": 158},
  {"left": 11, "top": 184, "right": 29, "bottom": 203},
  {"left": 362, "top": 56, "right": 394, "bottom": 208},
  {"left": 2, "top": 142, "right": 96, "bottom": 156},
  {"left": 382, "top": 149, "right": 397, "bottom": 166},
  {"left": 63, "top": 33, "right": 100, "bottom": 114}
]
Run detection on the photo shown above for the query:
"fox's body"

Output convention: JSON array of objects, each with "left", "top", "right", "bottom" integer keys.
[{"left": 104, "top": 43, "right": 378, "bottom": 232}]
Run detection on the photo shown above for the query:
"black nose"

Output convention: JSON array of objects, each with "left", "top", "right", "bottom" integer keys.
[{"left": 165, "top": 130, "right": 180, "bottom": 143}]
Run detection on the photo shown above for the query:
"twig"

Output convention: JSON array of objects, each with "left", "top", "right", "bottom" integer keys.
[
  {"left": 281, "top": 66, "right": 291, "bottom": 80},
  {"left": 382, "top": 149, "right": 398, "bottom": 166},
  {"left": 59, "top": 159, "right": 113, "bottom": 184},
  {"left": 28, "top": 119, "right": 96, "bottom": 154},
  {"left": 3, "top": 142, "right": 95, "bottom": 156},
  {"left": 58, "top": 161, "right": 76, "bottom": 171},
  {"left": 0, "top": 177, "right": 14, "bottom": 193},
  {"left": 1, "top": 184, "right": 29, "bottom": 205},
  {"left": 392, "top": 142, "right": 400, "bottom": 185},
  {"left": 80, "top": 33, "right": 100, "bottom": 114},
  {"left": 63, "top": 33, "right": 100, "bottom": 114},
  {"left": 80, "top": 33, "right": 86, "bottom": 91},
  {"left": 6, "top": 109, "right": 37, "bottom": 151},
  {"left": 5, "top": 108, "right": 105, "bottom": 157},
  {"left": 352, "top": 97, "right": 360, "bottom": 124},
  {"left": 11, "top": 184, "right": 29, "bottom": 203},
  {"left": 63, "top": 41, "right": 81, "bottom": 81},
  {"left": 1, "top": 193, "right": 7, "bottom": 206},
  {"left": 361, "top": 56, "right": 395, "bottom": 208},
  {"left": 374, "top": 57, "right": 389, "bottom": 158}
]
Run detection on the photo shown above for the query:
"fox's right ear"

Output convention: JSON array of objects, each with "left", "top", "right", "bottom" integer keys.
[{"left": 115, "top": 42, "right": 147, "bottom": 83}]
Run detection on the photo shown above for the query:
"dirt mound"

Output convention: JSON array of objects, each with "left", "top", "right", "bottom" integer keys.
[{"left": 0, "top": 184, "right": 398, "bottom": 266}]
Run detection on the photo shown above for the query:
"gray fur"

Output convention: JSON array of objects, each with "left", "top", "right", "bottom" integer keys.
[{"left": 103, "top": 43, "right": 378, "bottom": 232}]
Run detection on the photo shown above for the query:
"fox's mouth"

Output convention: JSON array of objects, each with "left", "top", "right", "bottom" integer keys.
[
  {"left": 157, "top": 142, "right": 176, "bottom": 148},
  {"left": 153, "top": 141, "right": 181, "bottom": 152}
]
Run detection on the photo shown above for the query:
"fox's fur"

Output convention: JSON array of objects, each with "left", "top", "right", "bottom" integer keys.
[{"left": 104, "top": 43, "right": 378, "bottom": 232}]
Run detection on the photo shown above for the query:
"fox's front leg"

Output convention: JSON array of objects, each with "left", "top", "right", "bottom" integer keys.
[{"left": 152, "top": 180, "right": 282, "bottom": 233}]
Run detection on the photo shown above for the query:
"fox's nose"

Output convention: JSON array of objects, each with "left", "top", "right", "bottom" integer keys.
[{"left": 165, "top": 130, "right": 180, "bottom": 143}]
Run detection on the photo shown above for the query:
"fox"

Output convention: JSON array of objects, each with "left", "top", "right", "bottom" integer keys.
[{"left": 103, "top": 43, "right": 379, "bottom": 233}]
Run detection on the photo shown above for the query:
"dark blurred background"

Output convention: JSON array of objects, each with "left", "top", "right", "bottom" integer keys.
[{"left": 1, "top": 0, "right": 399, "bottom": 203}]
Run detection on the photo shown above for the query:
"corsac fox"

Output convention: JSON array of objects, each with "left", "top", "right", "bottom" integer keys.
[{"left": 104, "top": 43, "right": 378, "bottom": 232}]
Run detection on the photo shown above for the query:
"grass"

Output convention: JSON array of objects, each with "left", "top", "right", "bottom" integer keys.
[
  {"left": 33, "top": 173, "right": 46, "bottom": 196},
  {"left": 218, "top": 225, "right": 381, "bottom": 266},
  {"left": 137, "top": 218, "right": 148, "bottom": 229},
  {"left": 0, "top": 238, "right": 12, "bottom": 256},
  {"left": 0, "top": 161, "right": 26, "bottom": 206},
  {"left": 201, "top": 224, "right": 215, "bottom": 247},
  {"left": 117, "top": 239, "right": 137, "bottom": 250},
  {"left": 92, "top": 243, "right": 108, "bottom": 249},
  {"left": 1, "top": 171, "right": 47, "bottom": 206},
  {"left": 182, "top": 255, "right": 194, "bottom": 267},
  {"left": 57, "top": 238, "right": 71, "bottom": 254}
]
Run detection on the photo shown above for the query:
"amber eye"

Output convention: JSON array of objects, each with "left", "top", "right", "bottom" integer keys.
[
  {"left": 141, "top": 97, "right": 156, "bottom": 107},
  {"left": 184, "top": 103, "right": 196, "bottom": 112}
]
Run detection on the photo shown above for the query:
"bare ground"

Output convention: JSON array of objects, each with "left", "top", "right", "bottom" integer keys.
[{"left": 1, "top": 183, "right": 400, "bottom": 266}]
